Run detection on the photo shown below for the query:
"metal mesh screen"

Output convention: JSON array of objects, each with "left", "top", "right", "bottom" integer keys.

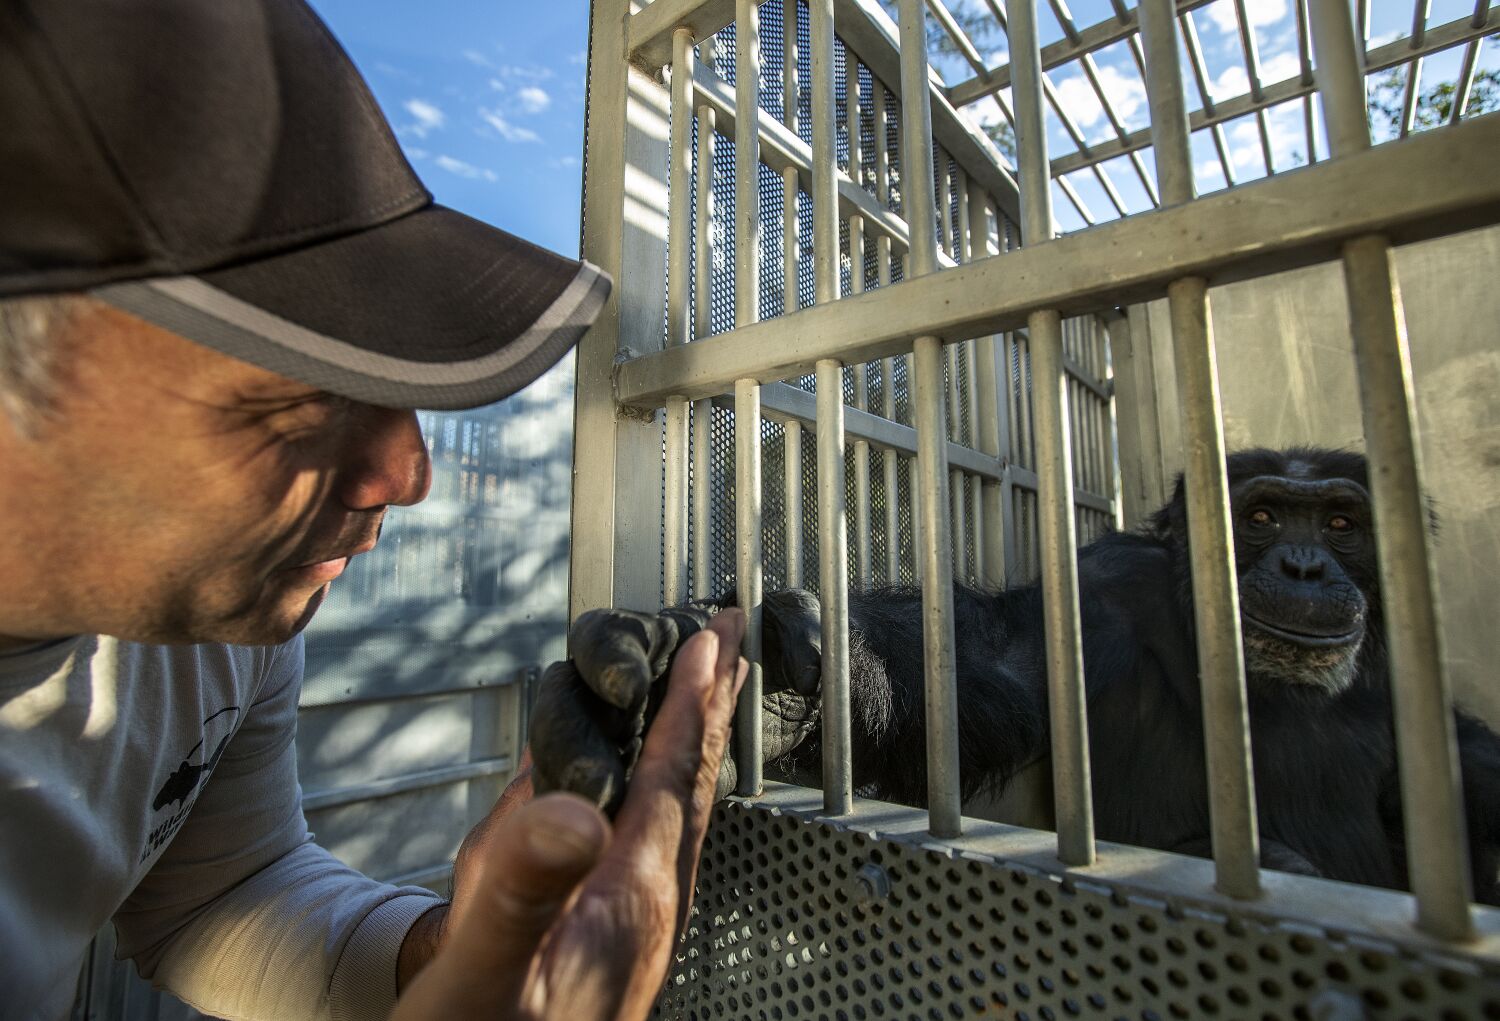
[
  {"left": 680, "top": 1, "right": 1120, "bottom": 601},
  {"left": 653, "top": 795, "right": 1500, "bottom": 1021}
]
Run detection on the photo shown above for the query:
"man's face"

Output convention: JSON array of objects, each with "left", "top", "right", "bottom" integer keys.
[{"left": 0, "top": 300, "right": 432, "bottom": 647}]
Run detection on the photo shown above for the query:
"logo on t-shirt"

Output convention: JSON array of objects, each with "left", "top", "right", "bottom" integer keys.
[{"left": 142, "top": 705, "right": 239, "bottom": 862}]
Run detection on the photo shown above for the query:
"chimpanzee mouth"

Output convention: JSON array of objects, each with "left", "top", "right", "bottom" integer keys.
[{"left": 1242, "top": 613, "right": 1361, "bottom": 648}]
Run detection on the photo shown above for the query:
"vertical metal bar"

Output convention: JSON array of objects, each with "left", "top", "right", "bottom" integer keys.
[
  {"left": 948, "top": 337, "right": 966, "bottom": 578},
  {"left": 972, "top": 191, "right": 1008, "bottom": 588},
  {"left": 873, "top": 83, "right": 895, "bottom": 278},
  {"left": 853, "top": 365, "right": 872, "bottom": 590},
  {"left": 1449, "top": 32, "right": 1484, "bottom": 126},
  {"left": 817, "top": 363, "right": 853, "bottom": 813},
  {"left": 736, "top": 0, "right": 762, "bottom": 331},
  {"left": 783, "top": 0, "right": 799, "bottom": 131},
  {"left": 909, "top": 455, "right": 923, "bottom": 584},
  {"left": 809, "top": 0, "right": 852, "bottom": 816},
  {"left": 734, "top": 380, "right": 764, "bottom": 795},
  {"left": 883, "top": 361, "right": 901, "bottom": 584},
  {"left": 664, "top": 28, "right": 696, "bottom": 608},
  {"left": 692, "top": 103, "right": 717, "bottom": 600},
  {"left": 872, "top": 76, "right": 902, "bottom": 581},
  {"left": 1011, "top": 0, "right": 1093, "bottom": 867},
  {"left": 783, "top": 164, "right": 806, "bottom": 591},
  {"left": 1140, "top": 0, "right": 1261, "bottom": 900},
  {"left": 959, "top": 174, "right": 984, "bottom": 583},
  {"left": 1311, "top": 0, "right": 1474, "bottom": 942},
  {"left": 898, "top": 0, "right": 960, "bottom": 839},
  {"left": 783, "top": 168, "right": 800, "bottom": 316},
  {"left": 937, "top": 152, "right": 954, "bottom": 261},
  {"left": 848, "top": 53, "right": 872, "bottom": 594},
  {"left": 785, "top": 422, "right": 804, "bottom": 588},
  {"left": 574, "top": 1, "right": 669, "bottom": 617},
  {"left": 733, "top": 0, "right": 764, "bottom": 797}
]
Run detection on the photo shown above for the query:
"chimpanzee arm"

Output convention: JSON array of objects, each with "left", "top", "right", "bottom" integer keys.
[
  {"left": 789, "top": 584, "right": 1051, "bottom": 807},
  {"left": 1456, "top": 709, "right": 1500, "bottom": 906}
]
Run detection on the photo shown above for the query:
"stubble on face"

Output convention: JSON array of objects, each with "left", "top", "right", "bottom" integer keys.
[{"left": 0, "top": 301, "right": 405, "bottom": 648}]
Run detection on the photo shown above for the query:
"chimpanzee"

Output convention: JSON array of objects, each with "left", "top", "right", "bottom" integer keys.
[{"left": 530, "top": 447, "right": 1500, "bottom": 903}]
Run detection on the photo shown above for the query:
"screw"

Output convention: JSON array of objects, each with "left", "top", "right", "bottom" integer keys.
[{"left": 855, "top": 862, "right": 891, "bottom": 901}]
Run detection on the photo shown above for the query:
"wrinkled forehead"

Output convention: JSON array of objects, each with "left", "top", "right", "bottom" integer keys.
[{"left": 1231, "top": 472, "right": 1371, "bottom": 512}]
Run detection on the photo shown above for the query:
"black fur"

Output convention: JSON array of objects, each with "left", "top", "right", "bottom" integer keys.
[{"left": 769, "top": 447, "right": 1500, "bottom": 903}]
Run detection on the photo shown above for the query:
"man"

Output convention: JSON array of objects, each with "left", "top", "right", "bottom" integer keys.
[{"left": 0, "top": 1, "right": 747, "bottom": 1018}]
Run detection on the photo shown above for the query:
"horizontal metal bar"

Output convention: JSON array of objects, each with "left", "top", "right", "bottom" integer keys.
[
  {"left": 1050, "top": 7, "right": 1500, "bottom": 177},
  {"left": 948, "top": 0, "right": 1216, "bottom": 107},
  {"left": 718, "top": 382, "right": 1006, "bottom": 480},
  {"left": 302, "top": 756, "right": 515, "bottom": 812},
  {"left": 615, "top": 113, "right": 1500, "bottom": 406},
  {"left": 726, "top": 782, "right": 1500, "bottom": 953},
  {"left": 1009, "top": 463, "right": 1113, "bottom": 514},
  {"left": 1063, "top": 352, "right": 1110, "bottom": 400},
  {"left": 630, "top": 0, "right": 736, "bottom": 71}
]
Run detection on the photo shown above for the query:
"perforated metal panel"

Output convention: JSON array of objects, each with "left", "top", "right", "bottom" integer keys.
[{"left": 656, "top": 789, "right": 1500, "bottom": 1021}]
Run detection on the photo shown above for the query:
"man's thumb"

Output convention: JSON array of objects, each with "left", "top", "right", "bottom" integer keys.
[{"left": 417, "top": 793, "right": 608, "bottom": 1012}]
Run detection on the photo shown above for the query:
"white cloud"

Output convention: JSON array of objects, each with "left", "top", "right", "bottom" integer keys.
[
  {"left": 1208, "top": 48, "right": 1303, "bottom": 103},
  {"left": 479, "top": 108, "right": 542, "bottom": 144},
  {"left": 569, "top": 49, "right": 587, "bottom": 66},
  {"left": 1224, "top": 103, "right": 1307, "bottom": 174},
  {"left": 434, "top": 155, "right": 499, "bottom": 181},
  {"left": 517, "top": 86, "right": 552, "bottom": 114},
  {"left": 1203, "top": 0, "right": 1289, "bottom": 35},
  {"left": 496, "top": 63, "right": 554, "bottom": 83},
  {"left": 375, "top": 62, "right": 420, "bottom": 84},
  {"left": 550, "top": 155, "right": 581, "bottom": 169},
  {"left": 463, "top": 49, "right": 496, "bottom": 69},
  {"left": 403, "top": 98, "right": 445, "bottom": 138},
  {"left": 404, "top": 147, "right": 430, "bottom": 160},
  {"left": 1052, "top": 64, "right": 1147, "bottom": 132}
]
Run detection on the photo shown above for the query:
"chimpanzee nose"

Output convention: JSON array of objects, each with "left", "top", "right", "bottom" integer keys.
[{"left": 1280, "top": 547, "right": 1326, "bottom": 581}]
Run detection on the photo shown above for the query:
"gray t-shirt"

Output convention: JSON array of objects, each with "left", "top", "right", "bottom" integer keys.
[{"left": 0, "top": 634, "right": 444, "bottom": 1021}]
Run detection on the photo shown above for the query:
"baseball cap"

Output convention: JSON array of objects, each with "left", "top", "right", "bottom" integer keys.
[{"left": 0, "top": 0, "right": 610, "bottom": 410}]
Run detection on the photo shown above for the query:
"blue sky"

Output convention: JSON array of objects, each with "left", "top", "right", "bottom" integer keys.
[
  {"left": 310, "top": 1, "right": 1495, "bottom": 241},
  {"left": 924, "top": 0, "right": 1499, "bottom": 230},
  {"left": 310, "top": 0, "right": 590, "bottom": 257}
]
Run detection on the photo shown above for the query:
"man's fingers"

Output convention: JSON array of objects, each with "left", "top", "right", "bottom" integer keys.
[
  {"left": 614, "top": 608, "right": 747, "bottom": 865},
  {"left": 394, "top": 794, "right": 608, "bottom": 1017}
]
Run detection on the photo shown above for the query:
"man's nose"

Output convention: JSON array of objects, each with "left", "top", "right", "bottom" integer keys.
[{"left": 338, "top": 407, "right": 433, "bottom": 511}]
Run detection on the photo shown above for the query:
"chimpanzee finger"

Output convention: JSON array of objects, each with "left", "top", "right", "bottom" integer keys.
[
  {"left": 530, "top": 659, "right": 637, "bottom": 814},
  {"left": 569, "top": 608, "right": 682, "bottom": 713}
]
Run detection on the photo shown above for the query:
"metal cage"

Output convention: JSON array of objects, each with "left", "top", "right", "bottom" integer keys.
[{"left": 575, "top": 0, "right": 1500, "bottom": 1016}]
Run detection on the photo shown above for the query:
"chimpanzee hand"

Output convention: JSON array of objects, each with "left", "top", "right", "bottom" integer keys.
[
  {"left": 531, "top": 588, "right": 826, "bottom": 814},
  {"left": 531, "top": 603, "right": 720, "bottom": 815}
]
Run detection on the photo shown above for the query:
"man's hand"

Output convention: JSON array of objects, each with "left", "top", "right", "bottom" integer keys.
[{"left": 389, "top": 609, "right": 748, "bottom": 1021}]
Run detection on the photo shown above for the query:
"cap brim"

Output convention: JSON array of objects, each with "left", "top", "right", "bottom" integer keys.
[{"left": 91, "top": 205, "right": 610, "bottom": 410}]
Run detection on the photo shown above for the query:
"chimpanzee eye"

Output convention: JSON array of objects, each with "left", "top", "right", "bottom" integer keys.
[
  {"left": 1248, "top": 509, "right": 1275, "bottom": 527},
  {"left": 1327, "top": 515, "right": 1354, "bottom": 533}
]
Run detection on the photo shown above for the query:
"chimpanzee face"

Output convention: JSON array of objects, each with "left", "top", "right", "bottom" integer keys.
[{"left": 1229, "top": 472, "right": 1375, "bottom": 694}]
